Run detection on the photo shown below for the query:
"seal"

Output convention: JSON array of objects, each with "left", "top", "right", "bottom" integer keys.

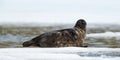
[{"left": 23, "top": 19, "right": 87, "bottom": 47}]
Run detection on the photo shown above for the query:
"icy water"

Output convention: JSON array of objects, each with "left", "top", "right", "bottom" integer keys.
[{"left": 0, "top": 24, "right": 120, "bottom": 48}]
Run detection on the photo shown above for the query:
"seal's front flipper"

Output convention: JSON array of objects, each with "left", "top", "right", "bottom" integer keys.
[{"left": 81, "top": 45, "right": 88, "bottom": 47}]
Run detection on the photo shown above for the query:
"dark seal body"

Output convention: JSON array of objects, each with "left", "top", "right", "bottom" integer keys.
[{"left": 23, "top": 19, "right": 87, "bottom": 47}]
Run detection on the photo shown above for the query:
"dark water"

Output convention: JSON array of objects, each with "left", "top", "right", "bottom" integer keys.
[{"left": 0, "top": 24, "right": 120, "bottom": 48}]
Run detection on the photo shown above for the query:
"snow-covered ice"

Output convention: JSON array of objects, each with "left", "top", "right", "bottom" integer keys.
[
  {"left": 0, "top": 47, "right": 120, "bottom": 60},
  {"left": 87, "top": 32, "right": 120, "bottom": 39}
]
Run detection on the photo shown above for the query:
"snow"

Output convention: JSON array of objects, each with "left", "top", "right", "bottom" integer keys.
[{"left": 0, "top": 47, "right": 120, "bottom": 60}]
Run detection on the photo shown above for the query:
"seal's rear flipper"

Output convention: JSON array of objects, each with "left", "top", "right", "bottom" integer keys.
[{"left": 22, "top": 41, "right": 34, "bottom": 47}]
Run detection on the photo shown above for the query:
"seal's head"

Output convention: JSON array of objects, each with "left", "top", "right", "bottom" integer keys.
[{"left": 74, "top": 19, "right": 87, "bottom": 29}]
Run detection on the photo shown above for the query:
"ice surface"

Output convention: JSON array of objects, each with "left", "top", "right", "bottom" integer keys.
[
  {"left": 0, "top": 47, "right": 120, "bottom": 60},
  {"left": 87, "top": 32, "right": 120, "bottom": 39}
]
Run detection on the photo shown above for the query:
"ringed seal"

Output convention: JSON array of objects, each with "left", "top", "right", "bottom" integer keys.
[{"left": 23, "top": 19, "right": 87, "bottom": 47}]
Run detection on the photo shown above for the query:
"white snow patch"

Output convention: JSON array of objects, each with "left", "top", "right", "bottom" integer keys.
[
  {"left": 0, "top": 47, "right": 120, "bottom": 60},
  {"left": 87, "top": 32, "right": 120, "bottom": 39}
]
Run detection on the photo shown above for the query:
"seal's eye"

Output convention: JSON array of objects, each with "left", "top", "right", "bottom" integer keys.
[
  {"left": 79, "top": 20, "right": 86, "bottom": 25},
  {"left": 81, "top": 21, "right": 85, "bottom": 24}
]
